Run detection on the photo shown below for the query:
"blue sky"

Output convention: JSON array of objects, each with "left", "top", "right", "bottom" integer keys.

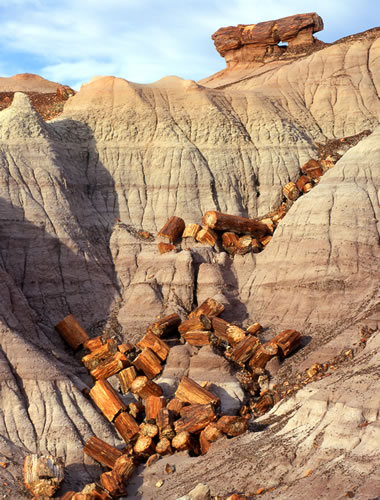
[{"left": 0, "top": 0, "right": 378, "bottom": 89}]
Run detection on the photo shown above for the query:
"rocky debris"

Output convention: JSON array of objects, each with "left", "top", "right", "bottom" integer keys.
[{"left": 212, "top": 13, "right": 324, "bottom": 67}]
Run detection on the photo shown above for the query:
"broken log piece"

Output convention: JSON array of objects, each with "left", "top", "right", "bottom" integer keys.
[
  {"left": 84, "top": 436, "right": 122, "bottom": 468},
  {"left": 216, "top": 416, "right": 249, "bottom": 437},
  {"left": 157, "top": 407, "right": 172, "bottom": 431},
  {"left": 226, "top": 324, "right": 246, "bottom": 346},
  {"left": 158, "top": 242, "right": 176, "bottom": 254},
  {"left": 82, "top": 339, "right": 118, "bottom": 371},
  {"left": 158, "top": 216, "right": 185, "bottom": 243},
  {"left": 199, "top": 431, "right": 211, "bottom": 455},
  {"left": 137, "top": 331, "right": 170, "bottom": 361},
  {"left": 189, "top": 297, "right": 225, "bottom": 319},
  {"left": 238, "top": 235, "right": 253, "bottom": 254},
  {"left": 24, "top": 454, "right": 64, "bottom": 498},
  {"left": 246, "top": 322, "right": 262, "bottom": 335},
  {"left": 248, "top": 342, "right": 278, "bottom": 370},
  {"left": 100, "top": 471, "right": 125, "bottom": 497},
  {"left": 90, "top": 380, "right": 127, "bottom": 422},
  {"left": 182, "top": 330, "right": 211, "bottom": 346},
  {"left": 259, "top": 235, "right": 272, "bottom": 247},
  {"left": 118, "top": 342, "right": 134, "bottom": 354},
  {"left": 222, "top": 232, "right": 241, "bottom": 255},
  {"left": 55, "top": 314, "right": 90, "bottom": 351},
  {"left": 296, "top": 175, "right": 311, "bottom": 192},
  {"left": 251, "top": 238, "right": 261, "bottom": 253},
  {"left": 211, "top": 316, "right": 230, "bottom": 342},
  {"left": 129, "top": 400, "right": 145, "bottom": 419},
  {"left": 112, "top": 455, "right": 135, "bottom": 484},
  {"left": 131, "top": 376, "right": 163, "bottom": 399},
  {"left": 172, "top": 431, "right": 197, "bottom": 452},
  {"left": 145, "top": 395, "right": 166, "bottom": 422},
  {"left": 252, "top": 393, "right": 274, "bottom": 416},
  {"left": 199, "top": 423, "right": 223, "bottom": 454},
  {"left": 178, "top": 314, "right": 212, "bottom": 335},
  {"left": 283, "top": 182, "right": 300, "bottom": 201},
  {"left": 202, "top": 211, "right": 269, "bottom": 238},
  {"left": 167, "top": 398, "right": 185, "bottom": 416},
  {"left": 196, "top": 227, "right": 218, "bottom": 246},
  {"left": 114, "top": 411, "right": 140, "bottom": 442},
  {"left": 84, "top": 335, "right": 105, "bottom": 352},
  {"left": 272, "top": 329, "right": 301, "bottom": 357},
  {"left": 230, "top": 335, "right": 261, "bottom": 365},
  {"left": 118, "top": 366, "right": 137, "bottom": 394},
  {"left": 149, "top": 313, "right": 181, "bottom": 337},
  {"left": 80, "top": 483, "right": 112, "bottom": 500},
  {"left": 90, "top": 352, "right": 130, "bottom": 380},
  {"left": 133, "top": 348, "right": 162, "bottom": 379},
  {"left": 175, "top": 376, "right": 220, "bottom": 406},
  {"left": 175, "top": 403, "right": 216, "bottom": 434},
  {"left": 301, "top": 159, "right": 323, "bottom": 179},
  {"left": 260, "top": 218, "right": 274, "bottom": 234},
  {"left": 133, "top": 435, "right": 155, "bottom": 457},
  {"left": 156, "top": 437, "right": 173, "bottom": 456},
  {"left": 182, "top": 223, "right": 201, "bottom": 239},
  {"left": 139, "top": 423, "right": 159, "bottom": 438}
]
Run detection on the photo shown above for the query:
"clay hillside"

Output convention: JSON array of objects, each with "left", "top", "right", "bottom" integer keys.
[{"left": 0, "top": 12, "right": 379, "bottom": 500}]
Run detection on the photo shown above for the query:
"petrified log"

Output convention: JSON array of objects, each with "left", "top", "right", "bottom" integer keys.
[
  {"left": 84, "top": 335, "right": 104, "bottom": 352},
  {"left": 158, "top": 216, "right": 185, "bottom": 243},
  {"left": 157, "top": 242, "right": 176, "bottom": 254},
  {"left": 203, "top": 211, "right": 269, "bottom": 238},
  {"left": 296, "top": 175, "right": 311, "bottom": 192},
  {"left": 133, "top": 435, "right": 155, "bottom": 457},
  {"left": 175, "top": 376, "right": 220, "bottom": 406},
  {"left": 83, "top": 437, "right": 122, "bottom": 468},
  {"left": 178, "top": 315, "right": 212, "bottom": 334},
  {"left": 301, "top": 159, "right": 323, "bottom": 178},
  {"left": 174, "top": 403, "right": 216, "bottom": 434},
  {"left": 272, "top": 329, "right": 301, "bottom": 357},
  {"left": 137, "top": 331, "right": 170, "bottom": 361},
  {"left": 114, "top": 411, "right": 140, "bottom": 442},
  {"left": 230, "top": 335, "right": 260, "bottom": 365},
  {"left": 182, "top": 223, "right": 201, "bottom": 238},
  {"left": 118, "top": 366, "right": 137, "bottom": 394},
  {"left": 90, "top": 380, "right": 127, "bottom": 422},
  {"left": 157, "top": 407, "right": 172, "bottom": 431},
  {"left": 172, "top": 431, "right": 197, "bottom": 452},
  {"left": 148, "top": 313, "right": 181, "bottom": 337},
  {"left": 248, "top": 342, "right": 278, "bottom": 370},
  {"left": 145, "top": 395, "right": 166, "bottom": 421},
  {"left": 252, "top": 393, "right": 274, "bottom": 416},
  {"left": 129, "top": 400, "right": 145, "bottom": 419},
  {"left": 226, "top": 324, "right": 246, "bottom": 346},
  {"left": 182, "top": 330, "right": 211, "bottom": 346},
  {"left": 167, "top": 398, "right": 185, "bottom": 416},
  {"left": 156, "top": 437, "right": 173, "bottom": 456},
  {"left": 140, "top": 423, "right": 159, "bottom": 438},
  {"left": 246, "top": 322, "right": 262, "bottom": 335},
  {"left": 133, "top": 348, "right": 162, "bottom": 379},
  {"left": 118, "top": 342, "right": 134, "bottom": 354},
  {"left": 100, "top": 471, "right": 125, "bottom": 497},
  {"left": 196, "top": 227, "right": 218, "bottom": 246},
  {"left": 55, "top": 314, "right": 89, "bottom": 350},
  {"left": 24, "top": 454, "right": 64, "bottom": 498},
  {"left": 90, "top": 352, "right": 130, "bottom": 380},
  {"left": 131, "top": 376, "right": 163, "bottom": 399},
  {"left": 283, "top": 182, "right": 300, "bottom": 201},
  {"left": 112, "top": 455, "right": 135, "bottom": 483},
  {"left": 82, "top": 339, "right": 118, "bottom": 371},
  {"left": 216, "top": 416, "right": 248, "bottom": 436},
  {"left": 211, "top": 316, "right": 230, "bottom": 342},
  {"left": 189, "top": 297, "right": 225, "bottom": 319}
]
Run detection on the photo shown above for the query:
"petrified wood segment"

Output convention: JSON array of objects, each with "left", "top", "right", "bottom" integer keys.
[
  {"left": 24, "top": 454, "right": 64, "bottom": 498},
  {"left": 189, "top": 297, "right": 225, "bottom": 319},
  {"left": 90, "top": 380, "right": 127, "bottom": 422},
  {"left": 133, "top": 435, "right": 155, "bottom": 456},
  {"left": 133, "top": 348, "right": 162, "bottom": 379},
  {"left": 272, "top": 329, "right": 301, "bottom": 357},
  {"left": 246, "top": 322, "right": 262, "bottom": 335},
  {"left": 55, "top": 314, "right": 89, "bottom": 350},
  {"left": 216, "top": 416, "right": 248, "bottom": 436},
  {"left": 226, "top": 324, "right": 246, "bottom": 345},
  {"left": 90, "top": 352, "right": 130, "bottom": 380},
  {"left": 137, "top": 331, "right": 170, "bottom": 361},
  {"left": 211, "top": 316, "right": 230, "bottom": 342},
  {"left": 113, "top": 455, "right": 135, "bottom": 483},
  {"left": 157, "top": 242, "right": 176, "bottom": 254},
  {"left": 167, "top": 398, "right": 185, "bottom": 416},
  {"left": 114, "top": 412, "right": 140, "bottom": 442},
  {"left": 157, "top": 407, "right": 172, "bottom": 431},
  {"left": 301, "top": 159, "right": 323, "bottom": 178},
  {"left": 222, "top": 232, "right": 241, "bottom": 255},
  {"left": 118, "top": 366, "right": 137, "bottom": 394},
  {"left": 172, "top": 431, "right": 196, "bottom": 452},
  {"left": 196, "top": 227, "right": 218, "bottom": 246},
  {"left": 82, "top": 339, "right": 118, "bottom": 371},
  {"left": 139, "top": 422, "right": 159, "bottom": 438},
  {"left": 79, "top": 483, "right": 111, "bottom": 499},
  {"left": 100, "top": 471, "right": 124, "bottom": 497},
  {"left": 156, "top": 437, "right": 173, "bottom": 455},
  {"left": 145, "top": 395, "right": 166, "bottom": 421},
  {"left": 178, "top": 314, "right": 212, "bottom": 334},
  {"left": 174, "top": 403, "right": 216, "bottom": 434},
  {"left": 238, "top": 235, "right": 253, "bottom": 254},
  {"left": 202, "top": 211, "right": 269, "bottom": 238},
  {"left": 175, "top": 376, "right": 220, "bottom": 406},
  {"left": 129, "top": 401, "right": 145, "bottom": 419},
  {"left": 148, "top": 313, "right": 181, "bottom": 337},
  {"left": 131, "top": 376, "right": 163, "bottom": 399},
  {"left": 260, "top": 235, "right": 272, "bottom": 247},
  {"left": 84, "top": 335, "right": 104, "bottom": 352},
  {"left": 182, "top": 330, "right": 211, "bottom": 346},
  {"left": 248, "top": 342, "right": 278, "bottom": 369},
  {"left": 84, "top": 437, "right": 122, "bottom": 468},
  {"left": 283, "top": 182, "right": 300, "bottom": 201},
  {"left": 230, "top": 335, "right": 260, "bottom": 364},
  {"left": 157, "top": 216, "right": 185, "bottom": 243},
  {"left": 182, "top": 223, "right": 201, "bottom": 238},
  {"left": 296, "top": 175, "right": 312, "bottom": 192}
]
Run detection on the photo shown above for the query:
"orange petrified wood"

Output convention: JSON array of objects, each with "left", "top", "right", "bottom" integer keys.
[
  {"left": 202, "top": 211, "right": 269, "bottom": 238},
  {"left": 83, "top": 436, "right": 122, "bottom": 468},
  {"left": 89, "top": 380, "right": 127, "bottom": 422},
  {"left": 133, "top": 348, "right": 162, "bottom": 379},
  {"left": 175, "top": 376, "right": 220, "bottom": 406},
  {"left": 114, "top": 412, "right": 140, "bottom": 442},
  {"left": 157, "top": 216, "right": 185, "bottom": 243},
  {"left": 137, "top": 331, "right": 170, "bottom": 361},
  {"left": 188, "top": 297, "right": 225, "bottom": 319},
  {"left": 55, "top": 314, "right": 89, "bottom": 350},
  {"left": 272, "top": 329, "right": 301, "bottom": 357},
  {"left": 148, "top": 312, "right": 181, "bottom": 337}
]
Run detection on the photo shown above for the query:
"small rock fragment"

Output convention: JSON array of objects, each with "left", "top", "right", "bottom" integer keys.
[{"left": 156, "top": 479, "right": 164, "bottom": 488}]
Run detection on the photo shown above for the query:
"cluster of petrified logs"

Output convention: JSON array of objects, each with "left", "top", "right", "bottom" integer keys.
[
  {"left": 51, "top": 300, "right": 302, "bottom": 499},
  {"left": 157, "top": 158, "right": 335, "bottom": 256}
]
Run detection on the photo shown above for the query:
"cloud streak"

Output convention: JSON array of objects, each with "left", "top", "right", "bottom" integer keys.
[{"left": 0, "top": 0, "right": 378, "bottom": 88}]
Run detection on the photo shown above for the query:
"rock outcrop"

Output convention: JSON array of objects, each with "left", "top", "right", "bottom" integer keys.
[{"left": 212, "top": 12, "right": 324, "bottom": 68}]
